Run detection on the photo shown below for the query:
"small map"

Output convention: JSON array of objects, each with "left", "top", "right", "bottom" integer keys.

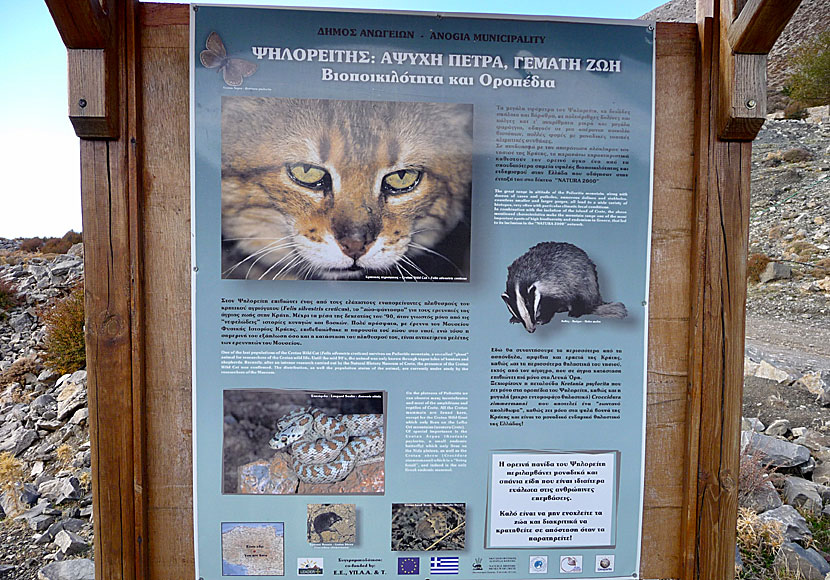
[{"left": 222, "top": 522, "right": 284, "bottom": 576}]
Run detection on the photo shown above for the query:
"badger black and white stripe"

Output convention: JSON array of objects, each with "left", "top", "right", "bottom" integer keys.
[{"left": 502, "top": 242, "right": 627, "bottom": 333}]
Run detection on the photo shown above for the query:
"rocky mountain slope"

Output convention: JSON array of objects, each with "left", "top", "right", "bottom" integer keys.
[
  {"left": 640, "top": 0, "right": 830, "bottom": 111},
  {"left": 0, "top": 244, "right": 94, "bottom": 580}
]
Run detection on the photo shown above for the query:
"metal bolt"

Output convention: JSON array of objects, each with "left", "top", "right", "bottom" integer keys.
[
  {"left": 746, "top": 99, "right": 757, "bottom": 109},
  {"left": 648, "top": 24, "right": 654, "bottom": 31},
  {"left": 78, "top": 98, "right": 87, "bottom": 109}
]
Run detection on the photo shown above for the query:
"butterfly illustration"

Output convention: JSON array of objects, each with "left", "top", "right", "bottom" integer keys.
[{"left": 200, "top": 31, "right": 258, "bottom": 87}]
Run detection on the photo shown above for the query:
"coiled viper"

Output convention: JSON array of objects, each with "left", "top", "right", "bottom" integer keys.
[{"left": 269, "top": 407, "right": 385, "bottom": 484}]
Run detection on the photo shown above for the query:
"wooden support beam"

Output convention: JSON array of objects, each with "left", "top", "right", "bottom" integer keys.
[
  {"left": 47, "top": 0, "right": 120, "bottom": 138},
  {"left": 44, "top": 0, "right": 112, "bottom": 49},
  {"left": 716, "top": 0, "right": 767, "bottom": 140},
  {"left": 686, "top": 6, "right": 752, "bottom": 579},
  {"left": 727, "top": 0, "right": 802, "bottom": 53},
  {"left": 68, "top": 49, "right": 119, "bottom": 139},
  {"left": 717, "top": 48, "right": 766, "bottom": 140},
  {"left": 78, "top": 1, "right": 148, "bottom": 579}
]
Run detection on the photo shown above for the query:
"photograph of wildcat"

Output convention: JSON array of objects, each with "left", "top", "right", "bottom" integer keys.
[{"left": 221, "top": 97, "right": 473, "bottom": 281}]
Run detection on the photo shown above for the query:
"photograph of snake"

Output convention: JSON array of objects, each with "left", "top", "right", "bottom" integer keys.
[
  {"left": 222, "top": 389, "right": 386, "bottom": 494},
  {"left": 391, "top": 503, "right": 466, "bottom": 551}
]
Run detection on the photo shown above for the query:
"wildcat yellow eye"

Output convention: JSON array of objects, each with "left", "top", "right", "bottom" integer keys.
[
  {"left": 382, "top": 169, "right": 422, "bottom": 194},
  {"left": 287, "top": 163, "right": 329, "bottom": 188}
]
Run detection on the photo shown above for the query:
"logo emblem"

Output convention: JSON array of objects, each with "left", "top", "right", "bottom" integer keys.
[
  {"left": 529, "top": 555, "right": 548, "bottom": 573},
  {"left": 397, "top": 557, "right": 419, "bottom": 575},
  {"left": 472, "top": 558, "right": 483, "bottom": 571},
  {"left": 430, "top": 556, "right": 460, "bottom": 575},
  {"left": 560, "top": 555, "right": 583, "bottom": 573},
  {"left": 595, "top": 555, "right": 615, "bottom": 573},
  {"left": 298, "top": 558, "right": 324, "bottom": 575}
]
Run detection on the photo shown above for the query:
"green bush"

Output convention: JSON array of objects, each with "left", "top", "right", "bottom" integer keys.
[
  {"left": 786, "top": 30, "right": 830, "bottom": 106},
  {"left": 41, "top": 285, "right": 86, "bottom": 375}
]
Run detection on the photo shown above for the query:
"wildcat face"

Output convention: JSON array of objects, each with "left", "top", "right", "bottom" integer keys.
[{"left": 221, "top": 97, "right": 473, "bottom": 280}]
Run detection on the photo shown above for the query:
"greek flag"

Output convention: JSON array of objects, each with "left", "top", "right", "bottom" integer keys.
[{"left": 430, "top": 556, "right": 459, "bottom": 575}]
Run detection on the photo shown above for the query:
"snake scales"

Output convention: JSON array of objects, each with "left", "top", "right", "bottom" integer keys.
[{"left": 269, "top": 407, "right": 385, "bottom": 484}]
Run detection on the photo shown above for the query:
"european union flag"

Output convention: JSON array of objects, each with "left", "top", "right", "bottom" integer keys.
[{"left": 398, "top": 557, "right": 419, "bottom": 575}]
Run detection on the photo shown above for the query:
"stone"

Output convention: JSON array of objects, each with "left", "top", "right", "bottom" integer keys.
[
  {"left": 783, "top": 476, "right": 823, "bottom": 515},
  {"left": 0, "top": 426, "right": 38, "bottom": 456},
  {"left": 27, "top": 513, "right": 58, "bottom": 532},
  {"left": 759, "top": 261, "right": 792, "bottom": 283},
  {"left": 798, "top": 371, "right": 830, "bottom": 396},
  {"left": 37, "top": 559, "right": 95, "bottom": 580},
  {"left": 20, "top": 483, "right": 40, "bottom": 506},
  {"left": 38, "top": 478, "right": 82, "bottom": 505},
  {"left": 54, "top": 530, "right": 89, "bottom": 556},
  {"left": 813, "top": 462, "right": 830, "bottom": 486},
  {"left": 742, "top": 479, "right": 783, "bottom": 513},
  {"left": 759, "top": 505, "right": 812, "bottom": 542},
  {"left": 765, "top": 419, "right": 791, "bottom": 437},
  {"left": 754, "top": 360, "right": 793, "bottom": 383},
  {"left": 238, "top": 455, "right": 299, "bottom": 495},
  {"left": 56, "top": 382, "right": 86, "bottom": 421},
  {"left": 69, "top": 408, "right": 88, "bottom": 425},
  {"left": 775, "top": 542, "right": 830, "bottom": 580},
  {"left": 794, "top": 430, "right": 830, "bottom": 451},
  {"left": 792, "top": 427, "right": 808, "bottom": 437},
  {"left": 9, "top": 313, "right": 34, "bottom": 334},
  {"left": 31, "top": 394, "right": 57, "bottom": 410},
  {"left": 741, "top": 431, "right": 811, "bottom": 467},
  {"left": 742, "top": 417, "right": 766, "bottom": 432}
]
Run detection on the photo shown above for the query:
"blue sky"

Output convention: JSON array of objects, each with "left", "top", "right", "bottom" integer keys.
[{"left": 0, "top": 0, "right": 665, "bottom": 238}]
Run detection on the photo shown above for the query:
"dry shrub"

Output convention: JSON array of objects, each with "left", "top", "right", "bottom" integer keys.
[
  {"left": 783, "top": 101, "right": 808, "bottom": 119},
  {"left": 738, "top": 448, "right": 780, "bottom": 507},
  {"left": 55, "top": 444, "right": 74, "bottom": 467},
  {"left": 747, "top": 253, "right": 771, "bottom": 283},
  {"left": 40, "top": 231, "right": 83, "bottom": 255},
  {"left": 811, "top": 257, "right": 830, "bottom": 279},
  {"left": 0, "top": 356, "right": 40, "bottom": 387},
  {"left": 780, "top": 147, "right": 813, "bottom": 163},
  {"left": 736, "top": 507, "right": 787, "bottom": 579},
  {"left": 41, "top": 285, "right": 86, "bottom": 375},
  {"left": 0, "top": 278, "right": 19, "bottom": 320},
  {"left": 784, "top": 240, "right": 819, "bottom": 260},
  {"left": 18, "top": 237, "right": 44, "bottom": 253},
  {"left": 768, "top": 225, "right": 785, "bottom": 240},
  {"left": 0, "top": 452, "right": 25, "bottom": 516},
  {"left": 78, "top": 471, "right": 91, "bottom": 492}
]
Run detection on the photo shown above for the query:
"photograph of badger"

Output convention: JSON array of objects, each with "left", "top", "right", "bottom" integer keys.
[{"left": 502, "top": 241, "right": 627, "bottom": 333}]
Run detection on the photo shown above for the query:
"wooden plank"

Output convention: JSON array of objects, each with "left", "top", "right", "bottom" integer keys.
[
  {"left": 45, "top": 0, "right": 112, "bottom": 49},
  {"left": 727, "top": 0, "right": 801, "bottom": 53},
  {"left": 138, "top": 8, "right": 194, "bottom": 577},
  {"left": 686, "top": 5, "right": 752, "bottom": 579},
  {"left": 125, "top": 2, "right": 149, "bottom": 579},
  {"left": 642, "top": 506, "right": 683, "bottom": 577},
  {"left": 78, "top": 2, "right": 145, "bottom": 579}
]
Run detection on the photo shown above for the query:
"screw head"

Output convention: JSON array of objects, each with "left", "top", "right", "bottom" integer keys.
[
  {"left": 746, "top": 99, "right": 757, "bottom": 109},
  {"left": 78, "top": 98, "right": 87, "bottom": 108}
]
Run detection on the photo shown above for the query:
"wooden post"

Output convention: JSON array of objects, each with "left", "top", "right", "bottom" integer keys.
[{"left": 47, "top": 0, "right": 149, "bottom": 578}]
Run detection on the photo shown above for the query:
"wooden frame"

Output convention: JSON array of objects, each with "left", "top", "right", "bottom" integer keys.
[{"left": 45, "top": 1, "right": 799, "bottom": 578}]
